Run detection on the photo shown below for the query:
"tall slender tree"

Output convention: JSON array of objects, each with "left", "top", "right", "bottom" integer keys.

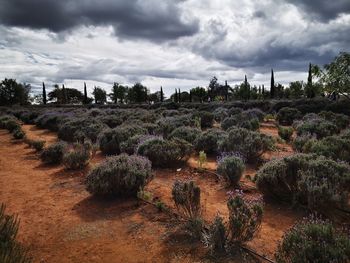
[
  {"left": 160, "top": 86, "right": 164, "bottom": 102},
  {"left": 42, "top": 82, "right": 47, "bottom": 105},
  {"left": 225, "top": 80, "right": 228, "bottom": 101},
  {"left": 178, "top": 88, "right": 181, "bottom": 103},
  {"left": 270, "top": 69, "right": 275, "bottom": 98},
  {"left": 307, "top": 63, "right": 312, "bottom": 87},
  {"left": 62, "top": 84, "right": 67, "bottom": 104},
  {"left": 84, "top": 82, "right": 88, "bottom": 104},
  {"left": 175, "top": 89, "right": 178, "bottom": 103},
  {"left": 189, "top": 90, "right": 192, "bottom": 102}
]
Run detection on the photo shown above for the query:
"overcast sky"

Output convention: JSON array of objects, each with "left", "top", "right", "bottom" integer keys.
[{"left": 0, "top": 0, "right": 349, "bottom": 96}]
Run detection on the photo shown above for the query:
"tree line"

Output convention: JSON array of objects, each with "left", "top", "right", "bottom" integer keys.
[{"left": 1, "top": 52, "right": 349, "bottom": 106}]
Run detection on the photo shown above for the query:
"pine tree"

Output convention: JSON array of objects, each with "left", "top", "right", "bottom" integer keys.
[
  {"left": 84, "top": 82, "right": 88, "bottom": 104},
  {"left": 42, "top": 82, "right": 47, "bottom": 105},
  {"left": 160, "top": 86, "right": 164, "bottom": 102},
  {"left": 270, "top": 69, "right": 275, "bottom": 98}
]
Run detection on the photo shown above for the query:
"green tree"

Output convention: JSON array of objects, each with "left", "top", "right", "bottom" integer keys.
[
  {"left": 42, "top": 82, "right": 47, "bottom": 105},
  {"left": 127, "top": 83, "right": 147, "bottom": 103},
  {"left": 190, "top": 87, "right": 207, "bottom": 103},
  {"left": 160, "top": 86, "right": 164, "bottom": 102},
  {"left": 270, "top": 69, "right": 275, "bottom": 98},
  {"left": 83, "top": 82, "right": 88, "bottom": 104},
  {"left": 48, "top": 85, "right": 83, "bottom": 104},
  {"left": 289, "top": 81, "right": 304, "bottom": 99},
  {"left": 93, "top": 86, "right": 107, "bottom": 104},
  {"left": 0, "top": 78, "right": 31, "bottom": 106},
  {"left": 110, "top": 82, "right": 127, "bottom": 104},
  {"left": 321, "top": 52, "right": 350, "bottom": 101}
]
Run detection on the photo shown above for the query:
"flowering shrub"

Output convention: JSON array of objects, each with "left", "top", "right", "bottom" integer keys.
[
  {"left": 276, "top": 107, "right": 302, "bottom": 125},
  {"left": 295, "top": 117, "right": 339, "bottom": 139},
  {"left": 194, "top": 129, "right": 227, "bottom": 154},
  {"left": 99, "top": 125, "right": 147, "bottom": 155},
  {"left": 63, "top": 144, "right": 91, "bottom": 170},
  {"left": 221, "top": 112, "right": 260, "bottom": 131},
  {"left": 226, "top": 193, "right": 263, "bottom": 246},
  {"left": 292, "top": 133, "right": 316, "bottom": 152},
  {"left": 169, "top": 126, "right": 201, "bottom": 143},
  {"left": 40, "top": 141, "right": 67, "bottom": 164},
  {"left": 58, "top": 119, "right": 105, "bottom": 143},
  {"left": 213, "top": 107, "right": 229, "bottom": 122},
  {"left": 219, "top": 127, "right": 274, "bottom": 163},
  {"left": 35, "top": 112, "right": 69, "bottom": 131},
  {"left": 172, "top": 180, "right": 201, "bottom": 219},
  {"left": 319, "top": 111, "right": 349, "bottom": 130},
  {"left": 309, "top": 135, "right": 350, "bottom": 163},
  {"left": 217, "top": 155, "right": 245, "bottom": 186},
  {"left": 278, "top": 126, "right": 293, "bottom": 141},
  {"left": 120, "top": 134, "right": 158, "bottom": 155},
  {"left": 137, "top": 138, "right": 192, "bottom": 167},
  {"left": 276, "top": 217, "right": 350, "bottom": 263},
  {"left": 193, "top": 111, "right": 214, "bottom": 128},
  {"left": 156, "top": 115, "right": 194, "bottom": 138},
  {"left": 85, "top": 154, "right": 152, "bottom": 197},
  {"left": 241, "top": 108, "right": 265, "bottom": 122},
  {"left": 228, "top": 107, "right": 243, "bottom": 116},
  {"left": 255, "top": 154, "right": 350, "bottom": 212}
]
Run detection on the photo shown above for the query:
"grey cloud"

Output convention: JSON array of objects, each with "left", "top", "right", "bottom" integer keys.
[
  {"left": 287, "top": 0, "right": 350, "bottom": 21},
  {"left": 0, "top": 0, "right": 199, "bottom": 41}
]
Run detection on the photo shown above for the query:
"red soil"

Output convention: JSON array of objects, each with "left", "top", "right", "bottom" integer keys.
[{"left": 0, "top": 122, "right": 304, "bottom": 262}]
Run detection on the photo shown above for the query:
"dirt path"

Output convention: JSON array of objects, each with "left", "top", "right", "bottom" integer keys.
[{"left": 0, "top": 128, "right": 206, "bottom": 263}]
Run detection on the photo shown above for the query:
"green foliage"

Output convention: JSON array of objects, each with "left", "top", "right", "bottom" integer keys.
[
  {"left": 12, "top": 127, "right": 25, "bottom": 139},
  {"left": 276, "top": 107, "right": 302, "bottom": 125},
  {"left": 198, "top": 151, "right": 207, "bottom": 170},
  {"left": 0, "top": 204, "right": 31, "bottom": 263},
  {"left": 99, "top": 125, "right": 147, "bottom": 155},
  {"left": 172, "top": 180, "right": 201, "bottom": 219},
  {"left": 309, "top": 135, "right": 350, "bottom": 162},
  {"left": 321, "top": 52, "right": 350, "bottom": 100},
  {"left": 26, "top": 139, "right": 46, "bottom": 151},
  {"left": 127, "top": 82, "right": 148, "bottom": 103},
  {"left": 219, "top": 127, "right": 274, "bottom": 163},
  {"left": 0, "top": 79, "right": 31, "bottom": 106},
  {"left": 169, "top": 126, "right": 201, "bottom": 143},
  {"left": 295, "top": 117, "right": 338, "bottom": 139},
  {"left": 193, "top": 111, "right": 214, "bottom": 128},
  {"left": 278, "top": 126, "right": 293, "bottom": 141},
  {"left": 276, "top": 217, "right": 350, "bottom": 263},
  {"left": 194, "top": 129, "right": 227, "bottom": 154},
  {"left": 255, "top": 154, "right": 350, "bottom": 212},
  {"left": 40, "top": 141, "right": 67, "bottom": 164},
  {"left": 137, "top": 138, "right": 192, "bottom": 168},
  {"left": 205, "top": 215, "right": 227, "bottom": 255},
  {"left": 319, "top": 111, "right": 349, "bottom": 130},
  {"left": 63, "top": 144, "right": 91, "bottom": 170},
  {"left": 227, "top": 194, "right": 263, "bottom": 245},
  {"left": 86, "top": 154, "right": 152, "bottom": 197},
  {"left": 217, "top": 156, "right": 245, "bottom": 186},
  {"left": 92, "top": 87, "right": 107, "bottom": 104}
]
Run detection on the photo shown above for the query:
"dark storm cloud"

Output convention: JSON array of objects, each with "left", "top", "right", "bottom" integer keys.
[
  {"left": 287, "top": 0, "right": 350, "bottom": 21},
  {"left": 0, "top": 0, "right": 199, "bottom": 41}
]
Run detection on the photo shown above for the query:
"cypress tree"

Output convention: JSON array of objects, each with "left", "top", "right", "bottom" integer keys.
[
  {"left": 307, "top": 63, "right": 312, "bottom": 87},
  {"left": 175, "top": 89, "right": 178, "bottom": 103},
  {"left": 84, "top": 82, "right": 88, "bottom": 104},
  {"left": 178, "top": 88, "right": 181, "bottom": 103},
  {"left": 160, "top": 86, "right": 164, "bottom": 102},
  {"left": 225, "top": 80, "right": 228, "bottom": 101},
  {"left": 62, "top": 84, "right": 67, "bottom": 104},
  {"left": 189, "top": 90, "right": 192, "bottom": 103},
  {"left": 270, "top": 69, "right": 275, "bottom": 98},
  {"left": 42, "top": 82, "right": 47, "bottom": 105}
]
